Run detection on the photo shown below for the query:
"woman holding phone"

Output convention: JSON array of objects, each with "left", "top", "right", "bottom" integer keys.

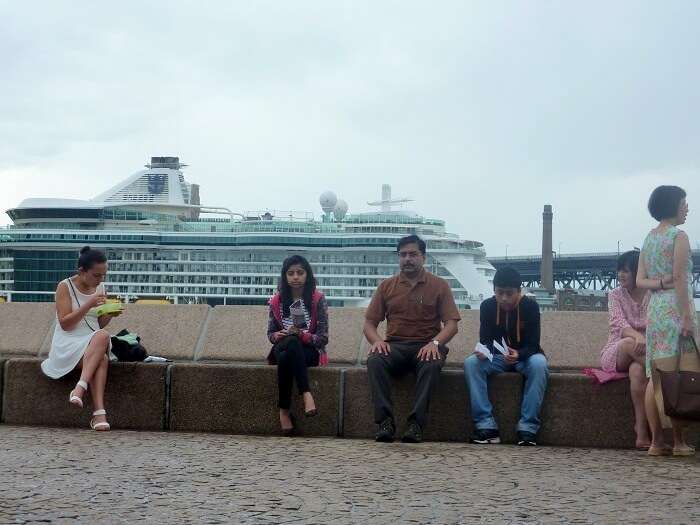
[
  {"left": 41, "top": 246, "right": 121, "bottom": 431},
  {"left": 267, "top": 255, "right": 329, "bottom": 435}
]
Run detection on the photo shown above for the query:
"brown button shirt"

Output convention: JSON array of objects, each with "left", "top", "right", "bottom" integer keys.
[{"left": 365, "top": 268, "right": 461, "bottom": 342}]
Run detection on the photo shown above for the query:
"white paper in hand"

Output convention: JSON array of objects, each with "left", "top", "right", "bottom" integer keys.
[
  {"left": 475, "top": 342, "right": 493, "bottom": 361},
  {"left": 492, "top": 338, "right": 509, "bottom": 356}
]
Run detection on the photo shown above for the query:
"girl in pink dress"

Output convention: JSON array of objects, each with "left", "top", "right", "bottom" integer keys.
[{"left": 599, "top": 251, "right": 651, "bottom": 448}]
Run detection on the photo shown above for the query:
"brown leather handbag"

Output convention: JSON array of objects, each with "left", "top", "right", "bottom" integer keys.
[{"left": 657, "top": 336, "right": 700, "bottom": 421}]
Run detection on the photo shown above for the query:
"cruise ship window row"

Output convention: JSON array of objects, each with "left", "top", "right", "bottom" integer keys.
[
  {"left": 106, "top": 264, "right": 396, "bottom": 278},
  {"left": 108, "top": 284, "right": 377, "bottom": 298},
  {"left": 104, "top": 275, "right": 385, "bottom": 287},
  {"left": 107, "top": 252, "right": 398, "bottom": 265},
  {"left": 10, "top": 232, "right": 467, "bottom": 250}
]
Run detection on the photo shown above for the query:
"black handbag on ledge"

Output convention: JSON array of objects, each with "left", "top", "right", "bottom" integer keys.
[{"left": 110, "top": 329, "right": 149, "bottom": 362}]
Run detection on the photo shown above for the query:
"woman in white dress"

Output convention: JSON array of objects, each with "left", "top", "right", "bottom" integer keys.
[{"left": 41, "top": 246, "right": 121, "bottom": 431}]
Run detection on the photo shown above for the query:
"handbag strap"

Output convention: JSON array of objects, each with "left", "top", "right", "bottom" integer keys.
[
  {"left": 66, "top": 278, "right": 97, "bottom": 332},
  {"left": 674, "top": 334, "right": 700, "bottom": 372}
]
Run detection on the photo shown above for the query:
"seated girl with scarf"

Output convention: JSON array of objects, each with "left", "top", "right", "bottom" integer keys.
[{"left": 267, "top": 255, "right": 329, "bottom": 436}]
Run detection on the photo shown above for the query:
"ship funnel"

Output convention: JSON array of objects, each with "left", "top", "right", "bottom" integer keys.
[
  {"left": 145, "top": 156, "right": 187, "bottom": 170},
  {"left": 381, "top": 184, "right": 391, "bottom": 207},
  {"left": 190, "top": 184, "right": 201, "bottom": 206}
]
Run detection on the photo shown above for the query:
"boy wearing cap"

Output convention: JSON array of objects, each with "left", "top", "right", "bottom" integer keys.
[{"left": 464, "top": 267, "right": 548, "bottom": 446}]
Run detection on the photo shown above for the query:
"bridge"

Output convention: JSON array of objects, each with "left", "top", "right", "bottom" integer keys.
[{"left": 488, "top": 251, "right": 700, "bottom": 294}]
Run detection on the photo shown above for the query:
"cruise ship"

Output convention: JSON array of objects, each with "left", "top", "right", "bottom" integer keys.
[{"left": 0, "top": 157, "right": 495, "bottom": 307}]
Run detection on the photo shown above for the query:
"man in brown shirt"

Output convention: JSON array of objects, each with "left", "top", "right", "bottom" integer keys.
[{"left": 364, "top": 235, "right": 461, "bottom": 443}]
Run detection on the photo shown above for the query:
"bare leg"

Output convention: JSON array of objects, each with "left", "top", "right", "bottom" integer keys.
[
  {"left": 644, "top": 379, "right": 665, "bottom": 448},
  {"left": 71, "top": 330, "right": 111, "bottom": 402},
  {"left": 302, "top": 391, "right": 316, "bottom": 413},
  {"left": 615, "top": 338, "right": 645, "bottom": 371},
  {"left": 279, "top": 409, "right": 293, "bottom": 430},
  {"left": 89, "top": 354, "right": 109, "bottom": 426},
  {"left": 627, "top": 362, "right": 650, "bottom": 447},
  {"left": 671, "top": 418, "right": 690, "bottom": 450}
]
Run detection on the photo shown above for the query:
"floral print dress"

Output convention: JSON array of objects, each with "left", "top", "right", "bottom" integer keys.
[{"left": 642, "top": 226, "right": 697, "bottom": 378}]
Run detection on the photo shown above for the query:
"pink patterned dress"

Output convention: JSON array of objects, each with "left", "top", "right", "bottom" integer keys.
[{"left": 600, "top": 286, "right": 649, "bottom": 372}]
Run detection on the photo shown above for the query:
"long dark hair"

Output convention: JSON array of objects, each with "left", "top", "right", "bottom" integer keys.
[{"left": 278, "top": 255, "right": 316, "bottom": 317}]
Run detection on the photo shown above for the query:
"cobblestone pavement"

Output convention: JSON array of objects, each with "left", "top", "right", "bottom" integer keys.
[{"left": 1, "top": 425, "right": 699, "bottom": 524}]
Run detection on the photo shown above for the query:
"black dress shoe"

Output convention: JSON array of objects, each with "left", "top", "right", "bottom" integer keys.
[
  {"left": 375, "top": 418, "right": 396, "bottom": 442},
  {"left": 304, "top": 408, "right": 318, "bottom": 418},
  {"left": 401, "top": 421, "right": 423, "bottom": 443}
]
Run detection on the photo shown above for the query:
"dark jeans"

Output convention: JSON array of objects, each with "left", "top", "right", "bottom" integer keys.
[
  {"left": 366, "top": 340, "right": 447, "bottom": 429},
  {"left": 272, "top": 336, "right": 319, "bottom": 410}
]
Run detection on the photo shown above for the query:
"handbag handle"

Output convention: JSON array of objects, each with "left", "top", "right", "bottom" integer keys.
[{"left": 673, "top": 335, "right": 700, "bottom": 372}]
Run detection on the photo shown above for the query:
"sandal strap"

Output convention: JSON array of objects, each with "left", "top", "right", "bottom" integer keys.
[
  {"left": 90, "top": 420, "right": 110, "bottom": 430},
  {"left": 77, "top": 380, "right": 88, "bottom": 390},
  {"left": 92, "top": 409, "right": 107, "bottom": 416}
]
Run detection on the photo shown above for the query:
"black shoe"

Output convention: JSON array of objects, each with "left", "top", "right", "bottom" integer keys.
[
  {"left": 469, "top": 428, "right": 501, "bottom": 444},
  {"left": 517, "top": 431, "right": 537, "bottom": 446},
  {"left": 375, "top": 418, "right": 396, "bottom": 442},
  {"left": 401, "top": 421, "right": 423, "bottom": 443}
]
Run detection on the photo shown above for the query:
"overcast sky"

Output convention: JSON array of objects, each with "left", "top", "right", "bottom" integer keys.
[{"left": 1, "top": 1, "right": 699, "bottom": 257}]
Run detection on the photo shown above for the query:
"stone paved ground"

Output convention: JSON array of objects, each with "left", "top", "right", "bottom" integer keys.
[{"left": 1, "top": 425, "right": 699, "bottom": 524}]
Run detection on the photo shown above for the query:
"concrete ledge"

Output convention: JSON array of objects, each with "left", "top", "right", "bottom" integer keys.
[
  {"left": 0, "top": 303, "right": 55, "bottom": 357},
  {"left": 541, "top": 312, "right": 608, "bottom": 369},
  {"left": 0, "top": 358, "right": 647, "bottom": 449},
  {"left": 538, "top": 373, "right": 634, "bottom": 448},
  {"left": 2, "top": 358, "right": 167, "bottom": 430},
  {"left": 199, "top": 306, "right": 270, "bottom": 361},
  {"left": 105, "top": 304, "right": 210, "bottom": 360},
  {"left": 0, "top": 359, "right": 4, "bottom": 422},
  {"left": 169, "top": 363, "right": 340, "bottom": 436},
  {"left": 200, "top": 306, "right": 363, "bottom": 364},
  {"left": 343, "top": 368, "right": 523, "bottom": 442},
  {"left": 343, "top": 368, "right": 639, "bottom": 448},
  {"left": 445, "top": 310, "right": 480, "bottom": 367},
  {"left": 326, "top": 307, "right": 365, "bottom": 364}
]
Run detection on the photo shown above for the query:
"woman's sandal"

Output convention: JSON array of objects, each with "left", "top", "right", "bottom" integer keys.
[
  {"left": 69, "top": 380, "right": 88, "bottom": 408},
  {"left": 90, "top": 409, "right": 111, "bottom": 432},
  {"left": 647, "top": 445, "right": 672, "bottom": 456},
  {"left": 672, "top": 445, "right": 695, "bottom": 457}
]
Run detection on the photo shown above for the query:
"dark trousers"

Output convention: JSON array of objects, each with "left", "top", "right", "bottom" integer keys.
[
  {"left": 366, "top": 340, "right": 446, "bottom": 429},
  {"left": 272, "top": 336, "right": 319, "bottom": 410}
]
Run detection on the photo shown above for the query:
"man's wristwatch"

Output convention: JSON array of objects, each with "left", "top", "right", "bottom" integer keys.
[{"left": 432, "top": 339, "right": 440, "bottom": 348}]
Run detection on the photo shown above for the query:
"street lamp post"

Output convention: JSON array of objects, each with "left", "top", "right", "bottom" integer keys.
[
  {"left": 617, "top": 240, "right": 621, "bottom": 256},
  {"left": 505, "top": 244, "right": 509, "bottom": 260}
]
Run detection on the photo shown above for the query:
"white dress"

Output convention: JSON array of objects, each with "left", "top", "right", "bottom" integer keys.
[{"left": 41, "top": 278, "right": 114, "bottom": 379}]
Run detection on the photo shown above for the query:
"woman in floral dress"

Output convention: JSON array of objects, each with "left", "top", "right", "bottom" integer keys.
[{"left": 637, "top": 185, "right": 697, "bottom": 457}]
